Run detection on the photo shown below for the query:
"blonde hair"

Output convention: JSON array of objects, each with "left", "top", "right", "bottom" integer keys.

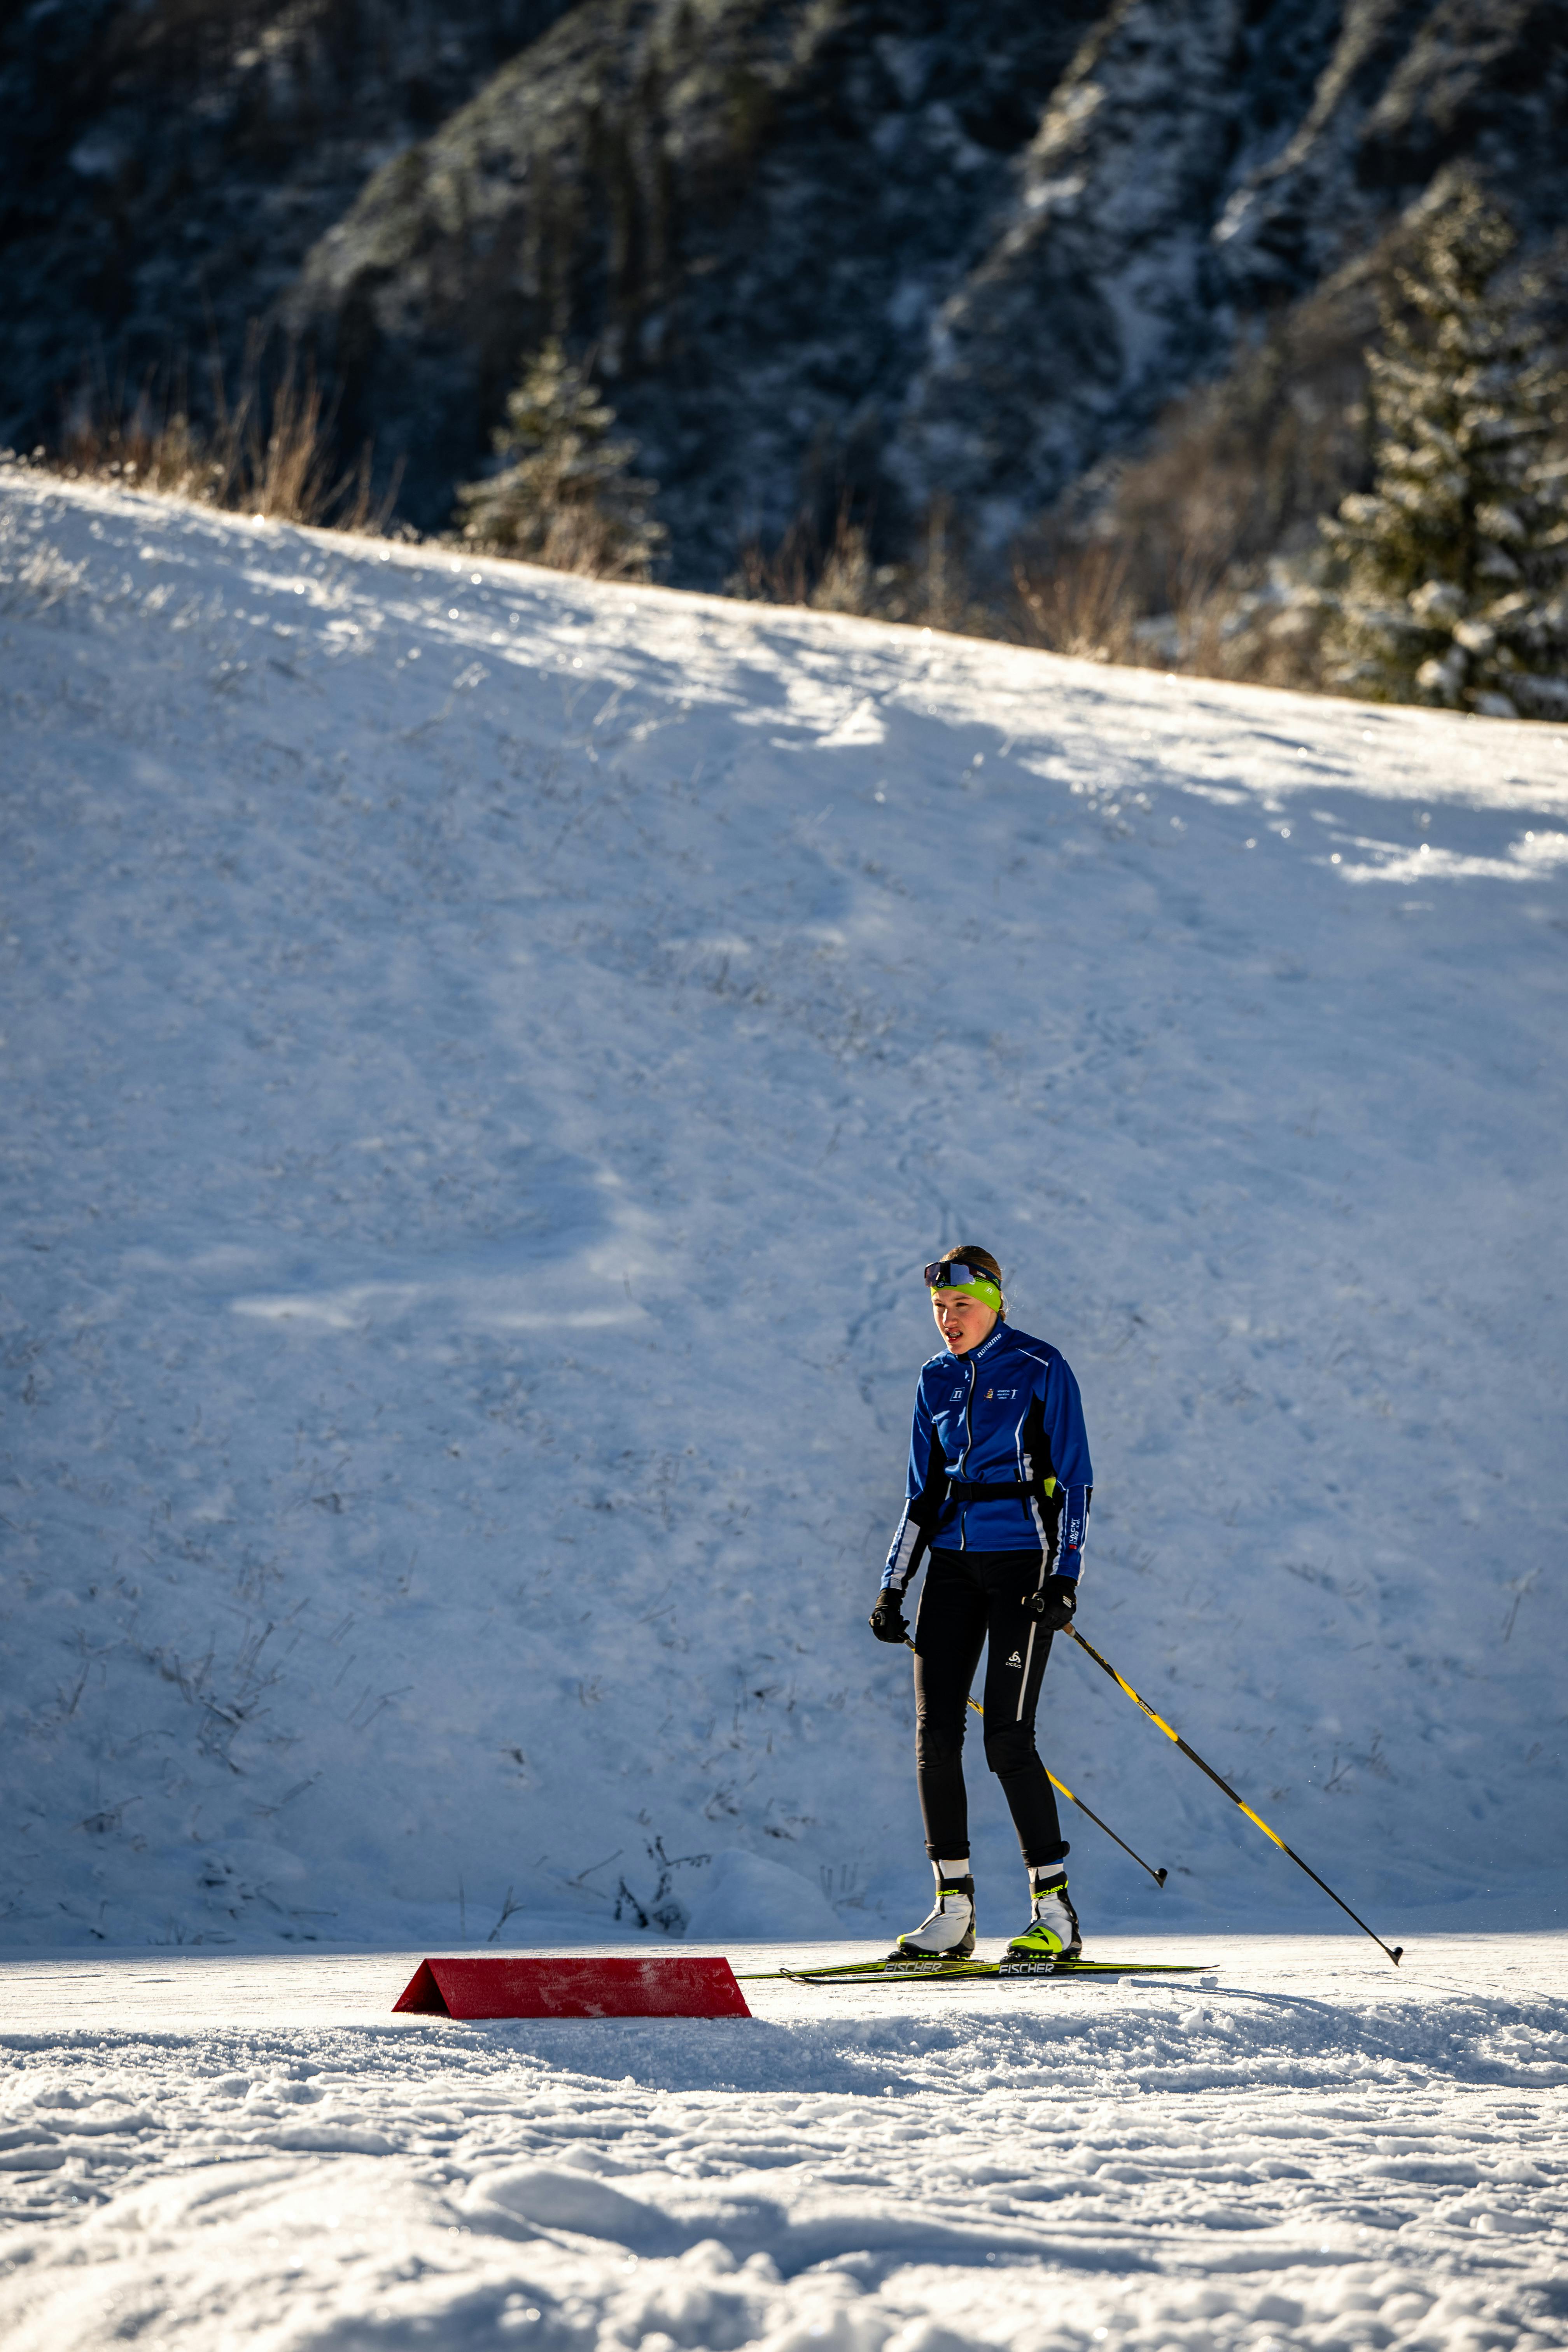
[{"left": 935, "top": 1244, "right": 1004, "bottom": 1309}]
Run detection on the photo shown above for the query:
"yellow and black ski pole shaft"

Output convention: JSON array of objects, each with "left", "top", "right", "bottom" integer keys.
[
  {"left": 904, "top": 1640, "right": 1167, "bottom": 1888},
  {"left": 1064, "top": 1625, "right": 1403, "bottom": 1966},
  {"left": 1039, "top": 1756, "right": 1168, "bottom": 1889}
]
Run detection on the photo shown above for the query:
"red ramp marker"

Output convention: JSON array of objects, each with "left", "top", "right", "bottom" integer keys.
[{"left": 393, "top": 1954, "right": 752, "bottom": 2020}]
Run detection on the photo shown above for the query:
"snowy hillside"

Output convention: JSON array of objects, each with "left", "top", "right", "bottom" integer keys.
[{"left": 2, "top": 469, "right": 1565, "bottom": 1954}]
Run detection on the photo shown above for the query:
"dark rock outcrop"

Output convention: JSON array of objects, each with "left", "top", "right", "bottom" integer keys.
[
  {"left": 883, "top": 0, "right": 1353, "bottom": 549},
  {"left": 0, "top": 0, "right": 576, "bottom": 446},
  {"left": 4, "top": 0, "right": 1565, "bottom": 583},
  {"left": 283, "top": 0, "right": 1102, "bottom": 546}
]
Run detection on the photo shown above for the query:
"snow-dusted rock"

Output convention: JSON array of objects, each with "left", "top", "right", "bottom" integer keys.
[{"left": 5, "top": 5, "right": 1568, "bottom": 577}]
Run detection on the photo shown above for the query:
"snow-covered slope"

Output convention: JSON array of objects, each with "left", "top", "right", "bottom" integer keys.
[{"left": 2, "top": 471, "right": 1565, "bottom": 1953}]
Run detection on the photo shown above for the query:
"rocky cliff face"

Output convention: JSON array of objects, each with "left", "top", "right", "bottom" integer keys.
[
  {"left": 282, "top": 0, "right": 1102, "bottom": 552},
  {"left": 4, "top": 0, "right": 1565, "bottom": 585},
  {"left": 0, "top": 0, "right": 576, "bottom": 445}
]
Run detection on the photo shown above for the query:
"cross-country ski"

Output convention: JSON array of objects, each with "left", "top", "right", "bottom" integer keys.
[{"left": 747, "top": 1955, "right": 1211, "bottom": 1984}]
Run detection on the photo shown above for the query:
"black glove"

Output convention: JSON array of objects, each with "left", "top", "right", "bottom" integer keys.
[
  {"left": 868, "top": 1593, "right": 910, "bottom": 1644},
  {"left": 1026, "top": 1576, "right": 1078, "bottom": 1632}
]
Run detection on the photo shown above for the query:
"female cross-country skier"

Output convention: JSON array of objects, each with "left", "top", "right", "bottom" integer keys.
[{"left": 869, "top": 1245, "right": 1093, "bottom": 1962}]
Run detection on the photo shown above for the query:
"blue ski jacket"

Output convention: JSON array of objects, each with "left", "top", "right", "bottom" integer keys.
[{"left": 881, "top": 1320, "right": 1093, "bottom": 1596}]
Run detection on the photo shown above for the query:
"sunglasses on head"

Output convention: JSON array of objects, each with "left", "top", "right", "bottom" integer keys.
[{"left": 922, "top": 1261, "right": 997, "bottom": 1292}]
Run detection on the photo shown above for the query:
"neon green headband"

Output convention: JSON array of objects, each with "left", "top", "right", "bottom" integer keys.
[{"left": 928, "top": 1274, "right": 1003, "bottom": 1314}]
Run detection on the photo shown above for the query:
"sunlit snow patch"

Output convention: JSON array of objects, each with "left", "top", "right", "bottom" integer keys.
[{"left": 1337, "top": 826, "right": 1568, "bottom": 882}]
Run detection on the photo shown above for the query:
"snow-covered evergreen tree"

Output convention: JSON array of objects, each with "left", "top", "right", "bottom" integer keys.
[
  {"left": 455, "top": 341, "right": 666, "bottom": 580},
  {"left": 1323, "top": 180, "right": 1568, "bottom": 719}
]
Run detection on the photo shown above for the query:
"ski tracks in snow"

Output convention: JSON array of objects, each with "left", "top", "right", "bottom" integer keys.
[{"left": 2, "top": 1939, "right": 1567, "bottom": 2351}]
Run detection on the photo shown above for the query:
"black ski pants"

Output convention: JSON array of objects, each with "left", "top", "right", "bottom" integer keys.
[{"left": 912, "top": 1547, "right": 1067, "bottom": 1871}]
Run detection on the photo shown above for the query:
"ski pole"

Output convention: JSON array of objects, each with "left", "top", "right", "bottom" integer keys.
[
  {"left": 1038, "top": 1757, "right": 1168, "bottom": 1889},
  {"left": 904, "top": 1639, "right": 1167, "bottom": 1888},
  {"left": 1063, "top": 1626, "right": 1403, "bottom": 1967}
]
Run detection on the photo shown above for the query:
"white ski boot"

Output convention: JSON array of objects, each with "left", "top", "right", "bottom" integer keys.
[
  {"left": 892, "top": 1871, "right": 976, "bottom": 1961},
  {"left": 1006, "top": 1869, "right": 1081, "bottom": 1960}
]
